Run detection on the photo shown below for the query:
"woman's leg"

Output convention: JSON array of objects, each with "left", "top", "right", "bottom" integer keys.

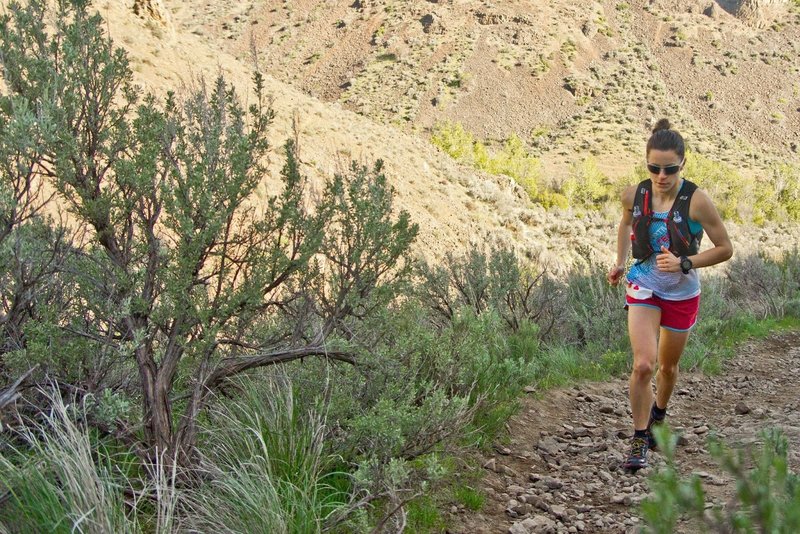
[
  {"left": 628, "top": 305, "right": 661, "bottom": 431},
  {"left": 655, "top": 327, "right": 691, "bottom": 410}
]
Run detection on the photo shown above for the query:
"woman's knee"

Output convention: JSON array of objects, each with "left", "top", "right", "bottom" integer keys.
[
  {"left": 659, "top": 364, "right": 679, "bottom": 380},
  {"left": 631, "top": 358, "right": 656, "bottom": 381}
]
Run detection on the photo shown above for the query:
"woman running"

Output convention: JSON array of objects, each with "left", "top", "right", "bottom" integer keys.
[{"left": 607, "top": 118, "right": 734, "bottom": 471}]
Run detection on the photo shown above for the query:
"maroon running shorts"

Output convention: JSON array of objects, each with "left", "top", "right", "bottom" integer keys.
[{"left": 625, "top": 293, "right": 700, "bottom": 332}]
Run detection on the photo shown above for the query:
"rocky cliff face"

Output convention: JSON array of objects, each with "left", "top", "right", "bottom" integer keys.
[
  {"left": 728, "top": 0, "right": 790, "bottom": 27},
  {"left": 132, "top": 0, "right": 173, "bottom": 34}
]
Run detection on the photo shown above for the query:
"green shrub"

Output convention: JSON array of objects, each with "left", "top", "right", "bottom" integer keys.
[
  {"left": 430, "top": 121, "right": 476, "bottom": 163},
  {"left": 774, "top": 163, "right": 800, "bottom": 221},
  {"left": 284, "top": 299, "right": 541, "bottom": 500},
  {"left": 683, "top": 151, "right": 750, "bottom": 222},
  {"left": 642, "top": 426, "right": 800, "bottom": 533},
  {"left": 417, "top": 244, "right": 568, "bottom": 340},
  {"left": 751, "top": 163, "right": 800, "bottom": 224},
  {"left": 560, "top": 39, "right": 577, "bottom": 62},
  {"left": 561, "top": 156, "right": 616, "bottom": 209},
  {"left": 753, "top": 183, "right": 779, "bottom": 225},
  {"left": 1, "top": 0, "right": 419, "bottom": 469},
  {"left": 537, "top": 189, "right": 569, "bottom": 209},
  {"left": 486, "top": 134, "right": 541, "bottom": 199},
  {"left": 430, "top": 123, "right": 542, "bottom": 202},
  {"left": 563, "top": 261, "right": 628, "bottom": 350},
  {"left": 286, "top": 303, "right": 472, "bottom": 476}
]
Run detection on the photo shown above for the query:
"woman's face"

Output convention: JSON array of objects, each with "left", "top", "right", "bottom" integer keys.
[{"left": 646, "top": 149, "right": 684, "bottom": 193}]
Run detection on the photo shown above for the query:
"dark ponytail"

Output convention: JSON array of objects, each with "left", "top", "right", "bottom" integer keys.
[{"left": 646, "top": 118, "right": 685, "bottom": 159}]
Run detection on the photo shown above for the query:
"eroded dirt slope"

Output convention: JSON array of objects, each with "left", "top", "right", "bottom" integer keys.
[{"left": 202, "top": 0, "right": 800, "bottom": 180}]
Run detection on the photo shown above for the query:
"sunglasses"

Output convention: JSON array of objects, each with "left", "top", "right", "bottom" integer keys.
[{"left": 646, "top": 160, "right": 684, "bottom": 175}]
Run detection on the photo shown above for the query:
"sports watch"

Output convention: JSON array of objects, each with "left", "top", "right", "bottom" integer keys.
[{"left": 679, "top": 256, "right": 693, "bottom": 274}]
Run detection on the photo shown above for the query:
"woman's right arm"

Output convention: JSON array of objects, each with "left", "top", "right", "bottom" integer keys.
[{"left": 607, "top": 185, "right": 636, "bottom": 286}]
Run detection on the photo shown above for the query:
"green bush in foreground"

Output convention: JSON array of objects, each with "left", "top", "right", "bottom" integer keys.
[
  {"left": 0, "top": 0, "right": 418, "bottom": 466},
  {"left": 642, "top": 426, "right": 800, "bottom": 534}
]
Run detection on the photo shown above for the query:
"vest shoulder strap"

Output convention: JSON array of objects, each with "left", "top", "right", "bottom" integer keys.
[
  {"left": 669, "top": 179, "right": 698, "bottom": 220},
  {"left": 632, "top": 179, "right": 652, "bottom": 216}
]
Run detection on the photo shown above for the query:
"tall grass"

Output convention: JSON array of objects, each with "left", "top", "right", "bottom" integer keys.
[
  {"left": 146, "top": 450, "right": 180, "bottom": 534},
  {"left": 0, "top": 389, "right": 135, "bottom": 534},
  {"left": 188, "top": 374, "right": 349, "bottom": 534}
]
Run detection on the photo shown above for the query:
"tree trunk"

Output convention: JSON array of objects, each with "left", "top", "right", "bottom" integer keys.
[{"left": 133, "top": 332, "right": 176, "bottom": 462}]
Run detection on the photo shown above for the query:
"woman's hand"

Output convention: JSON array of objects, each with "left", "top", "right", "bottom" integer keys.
[
  {"left": 607, "top": 265, "right": 625, "bottom": 286},
  {"left": 656, "top": 245, "right": 680, "bottom": 272}
]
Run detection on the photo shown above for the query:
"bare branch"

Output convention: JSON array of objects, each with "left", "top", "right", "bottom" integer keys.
[
  {"left": 0, "top": 365, "right": 37, "bottom": 413},
  {"left": 368, "top": 491, "right": 418, "bottom": 534},
  {"left": 203, "top": 345, "right": 355, "bottom": 392}
]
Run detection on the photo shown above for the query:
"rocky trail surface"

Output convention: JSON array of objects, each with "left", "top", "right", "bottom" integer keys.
[{"left": 449, "top": 330, "right": 800, "bottom": 533}]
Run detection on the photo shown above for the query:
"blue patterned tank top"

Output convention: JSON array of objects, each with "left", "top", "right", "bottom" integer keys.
[{"left": 626, "top": 210, "right": 702, "bottom": 301}]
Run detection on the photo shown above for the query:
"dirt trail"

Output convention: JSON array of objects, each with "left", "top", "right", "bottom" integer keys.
[{"left": 449, "top": 330, "right": 800, "bottom": 533}]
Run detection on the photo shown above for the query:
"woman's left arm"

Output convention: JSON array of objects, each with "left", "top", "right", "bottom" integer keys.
[{"left": 687, "top": 189, "right": 733, "bottom": 269}]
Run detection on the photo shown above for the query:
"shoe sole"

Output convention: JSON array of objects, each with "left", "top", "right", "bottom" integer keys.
[{"left": 623, "top": 463, "right": 647, "bottom": 473}]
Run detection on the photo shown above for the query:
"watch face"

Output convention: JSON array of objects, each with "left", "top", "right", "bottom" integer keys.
[{"left": 681, "top": 258, "right": 692, "bottom": 271}]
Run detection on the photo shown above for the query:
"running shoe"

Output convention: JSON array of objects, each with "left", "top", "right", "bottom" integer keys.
[{"left": 623, "top": 435, "right": 649, "bottom": 472}]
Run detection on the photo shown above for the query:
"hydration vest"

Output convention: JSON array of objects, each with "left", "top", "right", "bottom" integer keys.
[{"left": 630, "top": 179, "right": 703, "bottom": 261}]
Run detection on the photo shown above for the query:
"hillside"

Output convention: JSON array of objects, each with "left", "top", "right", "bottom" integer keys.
[
  {"left": 216, "top": 0, "right": 800, "bottom": 175},
  {"left": 71, "top": 0, "right": 800, "bottom": 270}
]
